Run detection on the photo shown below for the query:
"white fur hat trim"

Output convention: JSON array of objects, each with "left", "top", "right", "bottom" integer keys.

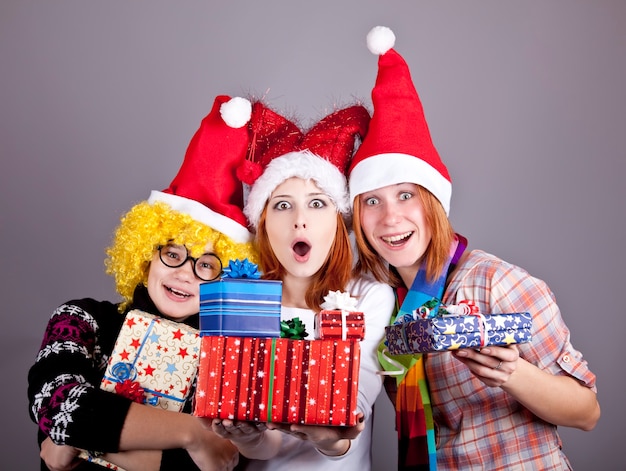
[
  {"left": 244, "top": 150, "right": 349, "bottom": 230},
  {"left": 148, "top": 190, "right": 253, "bottom": 243}
]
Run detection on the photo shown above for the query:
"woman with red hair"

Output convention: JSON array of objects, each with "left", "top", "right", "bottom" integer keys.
[
  {"left": 349, "top": 26, "right": 600, "bottom": 470},
  {"left": 209, "top": 102, "right": 395, "bottom": 471}
]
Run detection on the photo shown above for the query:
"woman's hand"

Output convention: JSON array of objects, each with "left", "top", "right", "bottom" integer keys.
[
  {"left": 267, "top": 412, "right": 365, "bottom": 456},
  {"left": 211, "top": 419, "right": 267, "bottom": 446},
  {"left": 203, "top": 418, "right": 279, "bottom": 460},
  {"left": 452, "top": 344, "right": 600, "bottom": 430},
  {"left": 452, "top": 345, "right": 519, "bottom": 387},
  {"left": 40, "top": 437, "right": 81, "bottom": 471},
  {"left": 184, "top": 422, "right": 240, "bottom": 471}
]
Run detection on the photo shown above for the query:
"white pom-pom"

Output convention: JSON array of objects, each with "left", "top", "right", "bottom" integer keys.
[
  {"left": 220, "top": 96, "right": 252, "bottom": 128},
  {"left": 366, "top": 26, "right": 395, "bottom": 56}
]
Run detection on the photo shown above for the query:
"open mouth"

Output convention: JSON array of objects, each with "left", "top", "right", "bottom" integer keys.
[
  {"left": 293, "top": 241, "right": 311, "bottom": 257},
  {"left": 381, "top": 231, "right": 413, "bottom": 247},
  {"left": 166, "top": 286, "right": 191, "bottom": 298}
]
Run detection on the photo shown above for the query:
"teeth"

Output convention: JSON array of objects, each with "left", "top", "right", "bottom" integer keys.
[
  {"left": 382, "top": 232, "right": 412, "bottom": 243},
  {"left": 168, "top": 287, "right": 190, "bottom": 297}
]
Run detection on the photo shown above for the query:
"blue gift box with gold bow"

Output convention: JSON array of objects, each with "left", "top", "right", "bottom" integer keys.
[{"left": 200, "top": 259, "right": 282, "bottom": 337}]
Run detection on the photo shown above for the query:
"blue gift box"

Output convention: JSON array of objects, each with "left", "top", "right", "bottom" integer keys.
[
  {"left": 200, "top": 278, "right": 282, "bottom": 337},
  {"left": 385, "top": 312, "right": 532, "bottom": 355}
]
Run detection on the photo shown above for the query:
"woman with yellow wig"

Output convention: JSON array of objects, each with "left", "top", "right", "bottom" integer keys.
[{"left": 28, "top": 95, "right": 258, "bottom": 471}]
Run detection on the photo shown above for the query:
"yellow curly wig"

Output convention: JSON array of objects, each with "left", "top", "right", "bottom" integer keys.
[{"left": 105, "top": 200, "right": 258, "bottom": 312}]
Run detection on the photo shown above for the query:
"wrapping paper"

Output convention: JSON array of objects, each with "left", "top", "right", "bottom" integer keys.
[
  {"left": 199, "top": 279, "right": 282, "bottom": 337},
  {"left": 386, "top": 311, "right": 532, "bottom": 355},
  {"left": 314, "top": 310, "right": 365, "bottom": 340},
  {"left": 100, "top": 310, "right": 201, "bottom": 408},
  {"left": 194, "top": 336, "right": 361, "bottom": 426}
]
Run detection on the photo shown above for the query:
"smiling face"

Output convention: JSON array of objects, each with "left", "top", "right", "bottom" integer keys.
[
  {"left": 358, "top": 182, "right": 432, "bottom": 281},
  {"left": 146, "top": 242, "right": 214, "bottom": 322},
  {"left": 264, "top": 177, "right": 338, "bottom": 282}
]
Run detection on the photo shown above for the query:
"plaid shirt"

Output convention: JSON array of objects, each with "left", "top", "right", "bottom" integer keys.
[{"left": 426, "top": 250, "right": 596, "bottom": 470}]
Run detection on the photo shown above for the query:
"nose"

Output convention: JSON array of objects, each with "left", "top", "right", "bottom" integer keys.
[
  {"left": 293, "top": 208, "right": 307, "bottom": 229},
  {"left": 174, "top": 259, "right": 196, "bottom": 281},
  {"left": 382, "top": 201, "right": 401, "bottom": 225}
]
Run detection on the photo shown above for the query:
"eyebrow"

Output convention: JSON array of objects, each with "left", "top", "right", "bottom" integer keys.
[{"left": 271, "top": 192, "right": 328, "bottom": 200}]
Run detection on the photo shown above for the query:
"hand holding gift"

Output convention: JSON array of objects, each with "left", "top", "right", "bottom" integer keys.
[
  {"left": 195, "top": 281, "right": 362, "bottom": 427},
  {"left": 78, "top": 310, "right": 201, "bottom": 469}
]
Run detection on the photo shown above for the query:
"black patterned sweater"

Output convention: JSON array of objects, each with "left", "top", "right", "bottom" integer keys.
[{"left": 27, "top": 285, "right": 200, "bottom": 470}]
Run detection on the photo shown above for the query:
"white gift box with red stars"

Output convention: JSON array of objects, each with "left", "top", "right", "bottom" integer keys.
[{"left": 101, "top": 309, "right": 201, "bottom": 410}]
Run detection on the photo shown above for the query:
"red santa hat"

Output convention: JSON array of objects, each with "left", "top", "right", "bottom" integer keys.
[
  {"left": 148, "top": 95, "right": 254, "bottom": 243},
  {"left": 242, "top": 103, "right": 370, "bottom": 230},
  {"left": 348, "top": 26, "right": 452, "bottom": 215}
]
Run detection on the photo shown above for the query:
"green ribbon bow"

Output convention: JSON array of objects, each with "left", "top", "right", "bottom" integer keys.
[{"left": 280, "top": 317, "right": 308, "bottom": 340}]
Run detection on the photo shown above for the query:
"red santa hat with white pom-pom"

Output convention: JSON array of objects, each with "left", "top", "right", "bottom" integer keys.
[
  {"left": 148, "top": 95, "right": 254, "bottom": 243},
  {"left": 241, "top": 102, "right": 370, "bottom": 231},
  {"left": 348, "top": 26, "right": 452, "bottom": 215}
]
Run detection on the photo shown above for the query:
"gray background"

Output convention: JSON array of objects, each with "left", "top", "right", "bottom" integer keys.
[{"left": 1, "top": 1, "right": 624, "bottom": 469}]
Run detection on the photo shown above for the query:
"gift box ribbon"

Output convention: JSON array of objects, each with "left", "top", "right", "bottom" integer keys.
[
  {"left": 441, "top": 301, "right": 489, "bottom": 348},
  {"left": 319, "top": 291, "right": 364, "bottom": 341},
  {"left": 339, "top": 310, "right": 349, "bottom": 341}
]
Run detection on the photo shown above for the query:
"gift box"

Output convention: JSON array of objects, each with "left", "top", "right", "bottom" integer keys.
[
  {"left": 385, "top": 311, "right": 532, "bottom": 355},
  {"left": 315, "top": 310, "right": 365, "bottom": 340},
  {"left": 79, "top": 309, "right": 201, "bottom": 468},
  {"left": 100, "top": 310, "right": 201, "bottom": 408},
  {"left": 78, "top": 452, "right": 121, "bottom": 470},
  {"left": 200, "top": 278, "right": 282, "bottom": 337},
  {"left": 193, "top": 336, "right": 361, "bottom": 426},
  {"left": 314, "top": 290, "right": 365, "bottom": 341}
]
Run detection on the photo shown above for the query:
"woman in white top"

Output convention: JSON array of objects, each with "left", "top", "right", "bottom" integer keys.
[{"left": 208, "top": 102, "right": 394, "bottom": 471}]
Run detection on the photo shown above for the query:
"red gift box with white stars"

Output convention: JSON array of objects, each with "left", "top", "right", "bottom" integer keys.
[
  {"left": 100, "top": 309, "right": 201, "bottom": 411},
  {"left": 193, "top": 336, "right": 361, "bottom": 426}
]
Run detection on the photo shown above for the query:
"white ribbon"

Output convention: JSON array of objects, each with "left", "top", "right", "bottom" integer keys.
[
  {"left": 376, "top": 347, "right": 408, "bottom": 376},
  {"left": 321, "top": 291, "right": 359, "bottom": 341},
  {"left": 321, "top": 290, "right": 358, "bottom": 311},
  {"left": 441, "top": 303, "right": 474, "bottom": 315}
]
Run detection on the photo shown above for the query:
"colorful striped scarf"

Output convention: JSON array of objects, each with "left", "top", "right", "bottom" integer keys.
[{"left": 378, "top": 234, "right": 467, "bottom": 471}]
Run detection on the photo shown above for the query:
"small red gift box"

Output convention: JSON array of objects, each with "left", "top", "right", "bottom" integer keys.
[
  {"left": 314, "top": 310, "right": 365, "bottom": 340},
  {"left": 314, "top": 290, "right": 365, "bottom": 341},
  {"left": 193, "top": 336, "right": 361, "bottom": 426}
]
